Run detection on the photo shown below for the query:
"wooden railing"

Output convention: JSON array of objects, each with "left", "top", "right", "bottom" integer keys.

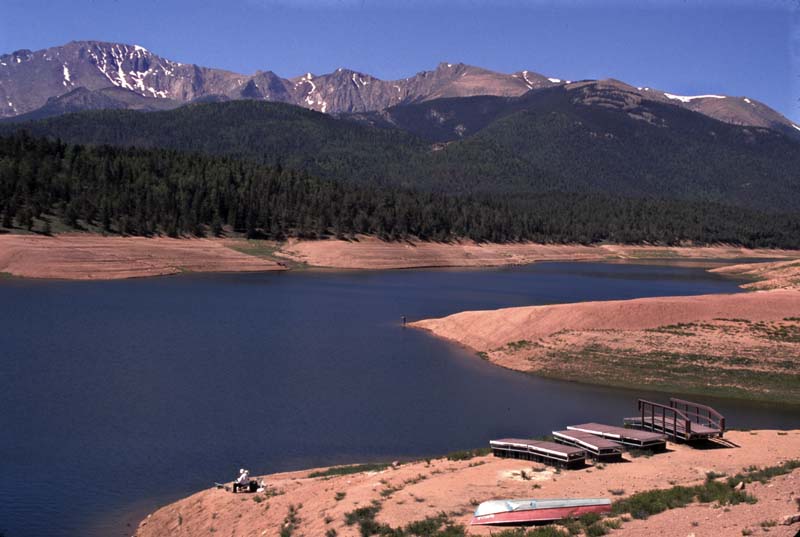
[
  {"left": 637, "top": 399, "right": 693, "bottom": 439},
  {"left": 669, "top": 397, "right": 725, "bottom": 433}
]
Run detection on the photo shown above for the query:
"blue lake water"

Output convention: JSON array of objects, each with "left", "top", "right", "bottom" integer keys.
[{"left": 1, "top": 262, "right": 798, "bottom": 537}]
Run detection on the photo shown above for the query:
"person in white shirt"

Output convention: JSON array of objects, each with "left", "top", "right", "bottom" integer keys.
[{"left": 233, "top": 468, "right": 250, "bottom": 492}]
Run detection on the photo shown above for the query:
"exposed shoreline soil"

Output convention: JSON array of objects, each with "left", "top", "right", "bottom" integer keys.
[
  {"left": 0, "top": 234, "right": 285, "bottom": 280},
  {"left": 135, "top": 430, "right": 800, "bottom": 537},
  {"left": 5, "top": 234, "right": 798, "bottom": 534},
  {"left": 410, "top": 257, "right": 800, "bottom": 403},
  {"left": 1, "top": 233, "right": 798, "bottom": 280},
  {"left": 276, "top": 236, "right": 797, "bottom": 271}
]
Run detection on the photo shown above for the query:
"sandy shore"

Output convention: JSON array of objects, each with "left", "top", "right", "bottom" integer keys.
[
  {"left": 135, "top": 430, "right": 800, "bottom": 537},
  {"left": 277, "top": 236, "right": 796, "bottom": 270},
  {"left": 410, "top": 258, "right": 800, "bottom": 402},
  {"left": 0, "top": 235, "right": 284, "bottom": 280},
  {"left": 1, "top": 234, "right": 798, "bottom": 280}
]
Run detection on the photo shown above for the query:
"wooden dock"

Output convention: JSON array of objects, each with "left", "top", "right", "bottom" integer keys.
[
  {"left": 490, "top": 438, "right": 587, "bottom": 468},
  {"left": 566, "top": 423, "right": 667, "bottom": 450},
  {"left": 624, "top": 398, "right": 725, "bottom": 441},
  {"left": 552, "top": 430, "right": 624, "bottom": 461}
]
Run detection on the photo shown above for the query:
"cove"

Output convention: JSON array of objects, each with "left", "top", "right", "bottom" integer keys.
[{"left": 1, "top": 262, "right": 798, "bottom": 537}]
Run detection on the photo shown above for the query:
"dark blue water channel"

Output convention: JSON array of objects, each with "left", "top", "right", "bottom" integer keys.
[{"left": 1, "top": 262, "right": 798, "bottom": 537}]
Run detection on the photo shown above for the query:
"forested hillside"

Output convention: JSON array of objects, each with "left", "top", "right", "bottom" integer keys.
[
  {"left": 4, "top": 93, "right": 799, "bottom": 213},
  {"left": 1, "top": 132, "right": 799, "bottom": 247}
]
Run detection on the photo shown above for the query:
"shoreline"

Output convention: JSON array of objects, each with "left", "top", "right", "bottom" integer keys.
[
  {"left": 6, "top": 233, "right": 799, "bottom": 535},
  {"left": 134, "top": 430, "right": 800, "bottom": 537},
  {"left": 410, "top": 258, "right": 800, "bottom": 404},
  {"left": 1, "top": 233, "right": 799, "bottom": 280}
]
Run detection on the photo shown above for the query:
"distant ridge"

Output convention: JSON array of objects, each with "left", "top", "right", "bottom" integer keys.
[{"left": 0, "top": 40, "right": 796, "bottom": 135}]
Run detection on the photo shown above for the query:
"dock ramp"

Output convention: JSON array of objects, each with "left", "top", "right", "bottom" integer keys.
[{"left": 624, "top": 398, "right": 725, "bottom": 441}]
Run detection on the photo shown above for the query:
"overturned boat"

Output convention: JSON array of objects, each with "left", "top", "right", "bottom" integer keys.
[{"left": 470, "top": 497, "right": 612, "bottom": 526}]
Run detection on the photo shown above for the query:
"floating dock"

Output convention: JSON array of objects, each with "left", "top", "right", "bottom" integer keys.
[
  {"left": 490, "top": 438, "right": 586, "bottom": 468},
  {"left": 552, "top": 430, "right": 624, "bottom": 461},
  {"left": 624, "top": 398, "right": 725, "bottom": 441},
  {"left": 566, "top": 423, "right": 667, "bottom": 450}
]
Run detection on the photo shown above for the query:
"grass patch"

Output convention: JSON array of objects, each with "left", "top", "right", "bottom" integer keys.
[
  {"left": 228, "top": 239, "right": 304, "bottom": 269},
  {"left": 309, "top": 462, "right": 391, "bottom": 478},
  {"left": 540, "top": 345, "right": 800, "bottom": 404},
  {"left": 345, "top": 502, "right": 466, "bottom": 536},
  {"left": 506, "top": 340, "right": 534, "bottom": 352},
  {"left": 404, "top": 474, "right": 427, "bottom": 485},
  {"left": 279, "top": 504, "right": 301, "bottom": 537},
  {"left": 445, "top": 447, "right": 491, "bottom": 461},
  {"left": 726, "top": 459, "right": 800, "bottom": 485},
  {"left": 491, "top": 527, "right": 567, "bottom": 536},
  {"left": 612, "top": 477, "right": 758, "bottom": 520}
]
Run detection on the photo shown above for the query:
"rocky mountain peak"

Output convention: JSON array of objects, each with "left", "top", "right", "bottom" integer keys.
[{"left": 0, "top": 40, "right": 795, "bottom": 135}]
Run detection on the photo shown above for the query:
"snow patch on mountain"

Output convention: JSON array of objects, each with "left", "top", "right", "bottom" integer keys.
[
  {"left": 548, "top": 77, "right": 561, "bottom": 83},
  {"left": 793, "top": 124, "right": 800, "bottom": 132},
  {"left": 62, "top": 64, "right": 71, "bottom": 87},
  {"left": 519, "top": 70, "right": 534, "bottom": 89},
  {"left": 664, "top": 92, "right": 726, "bottom": 103}
]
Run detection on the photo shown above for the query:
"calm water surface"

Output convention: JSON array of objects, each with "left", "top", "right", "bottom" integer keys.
[{"left": 1, "top": 262, "right": 798, "bottom": 537}]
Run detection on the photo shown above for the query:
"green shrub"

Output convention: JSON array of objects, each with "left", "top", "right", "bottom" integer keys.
[
  {"left": 445, "top": 447, "right": 491, "bottom": 461},
  {"left": 309, "top": 463, "right": 391, "bottom": 478}
]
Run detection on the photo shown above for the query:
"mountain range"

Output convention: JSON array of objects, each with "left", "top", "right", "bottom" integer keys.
[{"left": 1, "top": 40, "right": 798, "bottom": 138}]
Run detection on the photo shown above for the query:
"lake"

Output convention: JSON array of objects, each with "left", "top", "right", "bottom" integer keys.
[{"left": 1, "top": 262, "right": 798, "bottom": 537}]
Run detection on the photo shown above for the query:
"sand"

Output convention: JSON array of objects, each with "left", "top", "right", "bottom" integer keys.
[
  {"left": 712, "top": 259, "right": 800, "bottom": 290},
  {"left": 277, "top": 237, "right": 796, "bottom": 270},
  {"left": 134, "top": 430, "right": 800, "bottom": 537},
  {"left": 410, "top": 290, "right": 800, "bottom": 352},
  {"left": 0, "top": 234, "right": 284, "bottom": 280},
  {"left": 409, "top": 259, "right": 800, "bottom": 401},
  {"left": 1, "top": 234, "right": 798, "bottom": 279}
]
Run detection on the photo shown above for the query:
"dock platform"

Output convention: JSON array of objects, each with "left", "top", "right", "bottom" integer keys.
[
  {"left": 566, "top": 423, "right": 667, "bottom": 450},
  {"left": 552, "top": 430, "right": 624, "bottom": 461},
  {"left": 624, "top": 398, "right": 725, "bottom": 441},
  {"left": 490, "top": 438, "right": 586, "bottom": 468}
]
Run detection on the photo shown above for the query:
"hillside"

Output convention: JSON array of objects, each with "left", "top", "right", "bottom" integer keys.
[
  {"left": 4, "top": 88, "right": 800, "bottom": 212},
  {"left": 1, "top": 132, "right": 799, "bottom": 248}
]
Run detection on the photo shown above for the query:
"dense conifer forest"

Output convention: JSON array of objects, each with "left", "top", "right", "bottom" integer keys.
[
  {"left": 4, "top": 98, "right": 800, "bottom": 213},
  {"left": 1, "top": 132, "right": 798, "bottom": 247}
]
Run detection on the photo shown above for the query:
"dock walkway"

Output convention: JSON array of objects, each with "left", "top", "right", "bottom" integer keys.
[
  {"left": 490, "top": 438, "right": 586, "bottom": 468},
  {"left": 566, "top": 423, "right": 667, "bottom": 450},
  {"left": 552, "top": 430, "right": 623, "bottom": 461}
]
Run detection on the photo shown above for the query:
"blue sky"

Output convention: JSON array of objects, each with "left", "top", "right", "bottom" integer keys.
[{"left": 1, "top": 0, "right": 797, "bottom": 121}]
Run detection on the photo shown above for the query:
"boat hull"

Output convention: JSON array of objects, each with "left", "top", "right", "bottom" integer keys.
[{"left": 470, "top": 503, "right": 611, "bottom": 526}]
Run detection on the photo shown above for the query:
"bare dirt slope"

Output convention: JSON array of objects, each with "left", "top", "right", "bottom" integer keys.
[
  {"left": 0, "top": 234, "right": 284, "bottom": 280},
  {"left": 135, "top": 430, "right": 800, "bottom": 537},
  {"left": 712, "top": 259, "right": 800, "bottom": 290},
  {"left": 410, "top": 259, "right": 800, "bottom": 402},
  {"left": 277, "top": 237, "right": 795, "bottom": 270},
  {"left": 1, "top": 234, "right": 797, "bottom": 279},
  {"left": 410, "top": 290, "right": 800, "bottom": 352}
]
